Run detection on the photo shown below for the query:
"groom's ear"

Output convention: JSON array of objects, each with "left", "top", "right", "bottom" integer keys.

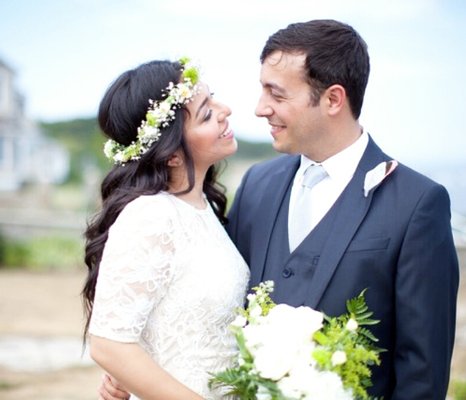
[
  {"left": 324, "top": 84, "right": 346, "bottom": 116},
  {"left": 167, "top": 152, "right": 183, "bottom": 167}
]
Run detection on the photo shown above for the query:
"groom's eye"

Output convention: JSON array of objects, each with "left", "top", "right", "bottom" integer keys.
[{"left": 271, "top": 91, "right": 284, "bottom": 100}]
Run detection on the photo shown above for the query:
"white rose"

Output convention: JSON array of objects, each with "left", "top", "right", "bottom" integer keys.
[
  {"left": 247, "top": 304, "right": 323, "bottom": 381},
  {"left": 249, "top": 304, "right": 262, "bottom": 319},
  {"left": 243, "top": 323, "right": 268, "bottom": 349},
  {"left": 267, "top": 304, "right": 324, "bottom": 340},
  {"left": 253, "top": 337, "right": 300, "bottom": 380},
  {"left": 245, "top": 319, "right": 299, "bottom": 379},
  {"left": 231, "top": 315, "right": 247, "bottom": 328},
  {"left": 280, "top": 366, "right": 351, "bottom": 400},
  {"left": 303, "top": 370, "right": 353, "bottom": 400},
  {"left": 246, "top": 293, "right": 256, "bottom": 302},
  {"left": 346, "top": 318, "right": 358, "bottom": 331},
  {"left": 256, "top": 384, "right": 272, "bottom": 400},
  {"left": 331, "top": 350, "right": 347, "bottom": 366},
  {"left": 278, "top": 363, "right": 317, "bottom": 399}
]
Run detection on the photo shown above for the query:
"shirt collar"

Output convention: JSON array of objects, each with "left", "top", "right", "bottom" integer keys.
[{"left": 297, "top": 130, "right": 369, "bottom": 183}]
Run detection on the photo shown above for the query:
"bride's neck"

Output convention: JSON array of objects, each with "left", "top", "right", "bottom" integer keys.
[{"left": 169, "top": 167, "right": 207, "bottom": 209}]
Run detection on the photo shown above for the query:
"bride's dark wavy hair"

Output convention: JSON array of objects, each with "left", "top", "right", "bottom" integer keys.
[{"left": 82, "top": 60, "right": 228, "bottom": 338}]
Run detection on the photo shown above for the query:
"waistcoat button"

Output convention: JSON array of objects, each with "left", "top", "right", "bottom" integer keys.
[{"left": 282, "top": 268, "right": 294, "bottom": 278}]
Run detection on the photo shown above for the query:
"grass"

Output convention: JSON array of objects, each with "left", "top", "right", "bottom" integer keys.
[
  {"left": 0, "top": 380, "right": 19, "bottom": 390},
  {"left": 0, "top": 235, "right": 83, "bottom": 270},
  {"left": 450, "top": 379, "right": 466, "bottom": 400}
]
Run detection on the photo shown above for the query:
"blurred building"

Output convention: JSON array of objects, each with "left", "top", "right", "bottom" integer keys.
[{"left": 0, "top": 58, "right": 69, "bottom": 191}]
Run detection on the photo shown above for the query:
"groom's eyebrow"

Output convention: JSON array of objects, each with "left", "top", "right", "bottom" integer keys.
[{"left": 263, "top": 81, "right": 286, "bottom": 95}]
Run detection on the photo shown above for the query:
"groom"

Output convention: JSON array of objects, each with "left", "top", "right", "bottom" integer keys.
[
  {"left": 100, "top": 19, "right": 458, "bottom": 400},
  {"left": 227, "top": 19, "right": 458, "bottom": 399}
]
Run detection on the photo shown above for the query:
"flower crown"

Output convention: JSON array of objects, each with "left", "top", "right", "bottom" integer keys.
[{"left": 103, "top": 57, "right": 200, "bottom": 164}]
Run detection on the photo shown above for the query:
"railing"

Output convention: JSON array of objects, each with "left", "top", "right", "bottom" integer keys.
[
  {"left": 0, "top": 207, "right": 87, "bottom": 237},
  {"left": 1, "top": 206, "right": 466, "bottom": 247}
]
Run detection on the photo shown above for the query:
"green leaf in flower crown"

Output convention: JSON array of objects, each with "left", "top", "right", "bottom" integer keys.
[
  {"left": 183, "top": 66, "right": 199, "bottom": 85},
  {"left": 146, "top": 112, "right": 156, "bottom": 126},
  {"left": 178, "top": 56, "right": 190, "bottom": 66}
]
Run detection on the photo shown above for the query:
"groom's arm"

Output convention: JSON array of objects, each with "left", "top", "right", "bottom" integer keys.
[
  {"left": 393, "top": 184, "right": 458, "bottom": 399},
  {"left": 98, "top": 374, "right": 130, "bottom": 400}
]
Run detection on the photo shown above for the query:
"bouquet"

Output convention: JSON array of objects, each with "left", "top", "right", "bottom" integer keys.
[{"left": 210, "top": 281, "right": 383, "bottom": 400}]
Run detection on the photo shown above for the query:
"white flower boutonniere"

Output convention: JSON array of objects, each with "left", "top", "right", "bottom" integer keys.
[{"left": 364, "top": 160, "right": 398, "bottom": 197}]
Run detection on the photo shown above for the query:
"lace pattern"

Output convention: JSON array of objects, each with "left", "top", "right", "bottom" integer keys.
[{"left": 89, "top": 192, "right": 249, "bottom": 399}]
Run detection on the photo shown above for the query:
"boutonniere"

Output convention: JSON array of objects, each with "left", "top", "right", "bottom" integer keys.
[{"left": 364, "top": 160, "right": 398, "bottom": 197}]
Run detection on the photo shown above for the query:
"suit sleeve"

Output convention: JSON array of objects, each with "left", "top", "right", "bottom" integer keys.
[{"left": 393, "top": 184, "right": 459, "bottom": 399}]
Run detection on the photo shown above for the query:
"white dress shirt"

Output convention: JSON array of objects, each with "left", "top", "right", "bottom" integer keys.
[{"left": 288, "top": 131, "right": 369, "bottom": 237}]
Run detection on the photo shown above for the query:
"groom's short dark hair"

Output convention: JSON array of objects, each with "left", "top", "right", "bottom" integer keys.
[{"left": 260, "top": 19, "right": 370, "bottom": 119}]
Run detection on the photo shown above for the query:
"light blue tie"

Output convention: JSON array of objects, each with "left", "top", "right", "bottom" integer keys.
[{"left": 289, "top": 164, "right": 328, "bottom": 251}]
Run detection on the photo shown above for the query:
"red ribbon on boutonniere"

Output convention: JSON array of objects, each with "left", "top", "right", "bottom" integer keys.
[{"left": 363, "top": 160, "right": 398, "bottom": 197}]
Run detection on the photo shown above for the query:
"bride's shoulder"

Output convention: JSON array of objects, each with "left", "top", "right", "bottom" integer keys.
[
  {"left": 115, "top": 192, "right": 177, "bottom": 228},
  {"left": 126, "top": 192, "right": 174, "bottom": 210}
]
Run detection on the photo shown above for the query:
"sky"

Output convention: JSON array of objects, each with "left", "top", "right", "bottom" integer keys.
[{"left": 1, "top": 0, "right": 465, "bottom": 167}]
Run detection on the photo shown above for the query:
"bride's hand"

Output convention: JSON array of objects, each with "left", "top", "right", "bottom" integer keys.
[{"left": 99, "top": 373, "right": 131, "bottom": 400}]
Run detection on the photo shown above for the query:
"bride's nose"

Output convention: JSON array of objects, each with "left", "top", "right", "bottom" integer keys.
[{"left": 217, "top": 102, "right": 232, "bottom": 120}]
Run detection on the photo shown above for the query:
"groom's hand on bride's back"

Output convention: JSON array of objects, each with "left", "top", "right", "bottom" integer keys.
[{"left": 98, "top": 373, "right": 131, "bottom": 400}]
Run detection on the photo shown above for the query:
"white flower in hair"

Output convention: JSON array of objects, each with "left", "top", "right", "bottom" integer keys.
[
  {"left": 103, "top": 140, "right": 115, "bottom": 159},
  {"left": 103, "top": 57, "right": 200, "bottom": 165},
  {"left": 157, "top": 101, "right": 172, "bottom": 115}
]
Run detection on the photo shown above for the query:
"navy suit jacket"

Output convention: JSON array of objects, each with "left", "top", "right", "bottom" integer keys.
[{"left": 227, "top": 137, "right": 459, "bottom": 399}]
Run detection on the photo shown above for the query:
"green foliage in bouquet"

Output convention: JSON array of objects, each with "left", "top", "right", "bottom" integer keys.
[
  {"left": 210, "top": 282, "right": 280, "bottom": 399},
  {"left": 209, "top": 282, "right": 384, "bottom": 400},
  {"left": 312, "top": 289, "right": 383, "bottom": 399}
]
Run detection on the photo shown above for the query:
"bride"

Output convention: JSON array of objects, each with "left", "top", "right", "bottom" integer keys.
[{"left": 82, "top": 58, "right": 249, "bottom": 400}]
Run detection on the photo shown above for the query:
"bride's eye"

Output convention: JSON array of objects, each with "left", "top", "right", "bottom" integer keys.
[{"left": 203, "top": 109, "right": 212, "bottom": 122}]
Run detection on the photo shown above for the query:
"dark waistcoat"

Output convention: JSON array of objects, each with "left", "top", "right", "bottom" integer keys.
[{"left": 261, "top": 185, "right": 339, "bottom": 306}]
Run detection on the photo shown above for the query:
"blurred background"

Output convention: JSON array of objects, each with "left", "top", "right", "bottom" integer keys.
[{"left": 0, "top": 0, "right": 465, "bottom": 399}]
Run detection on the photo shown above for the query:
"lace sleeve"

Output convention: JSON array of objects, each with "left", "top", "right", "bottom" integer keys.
[{"left": 89, "top": 195, "right": 175, "bottom": 343}]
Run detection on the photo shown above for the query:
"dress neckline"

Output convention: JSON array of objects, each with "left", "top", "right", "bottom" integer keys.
[{"left": 162, "top": 191, "right": 210, "bottom": 213}]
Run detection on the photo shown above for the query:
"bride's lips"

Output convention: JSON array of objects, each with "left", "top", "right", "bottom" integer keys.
[{"left": 219, "top": 123, "right": 234, "bottom": 139}]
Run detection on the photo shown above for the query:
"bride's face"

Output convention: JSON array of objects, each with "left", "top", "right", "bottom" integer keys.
[{"left": 183, "top": 82, "right": 237, "bottom": 169}]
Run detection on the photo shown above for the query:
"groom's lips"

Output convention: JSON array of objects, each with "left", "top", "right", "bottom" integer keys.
[{"left": 270, "top": 123, "right": 286, "bottom": 138}]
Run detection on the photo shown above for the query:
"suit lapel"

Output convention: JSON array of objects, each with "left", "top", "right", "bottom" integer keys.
[
  {"left": 304, "top": 137, "right": 389, "bottom": 308},
  {"left": 249, "top": 156, "right": 299, "bottom": 286}
]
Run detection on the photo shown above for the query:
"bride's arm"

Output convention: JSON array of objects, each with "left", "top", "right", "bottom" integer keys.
[{"left": 90, "top": 335, "right": 203, "bottom": 400}]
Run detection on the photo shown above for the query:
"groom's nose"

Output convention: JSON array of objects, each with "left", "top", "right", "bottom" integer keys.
[{"left": 255, "top": 93, "right": 273, "bottom": 118}]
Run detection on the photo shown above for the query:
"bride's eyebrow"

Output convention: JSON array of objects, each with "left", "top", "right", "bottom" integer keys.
[{"left": 195, "top": 96, "right": 209, "bottom": 119}]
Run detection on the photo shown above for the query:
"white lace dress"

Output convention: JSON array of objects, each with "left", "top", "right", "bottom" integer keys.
[{"left": 89, "top": 192, "right": 250, "bottom": 399}]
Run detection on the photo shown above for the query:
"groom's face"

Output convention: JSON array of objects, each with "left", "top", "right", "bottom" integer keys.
[{"left": 255, "top": 51, "right": 325, "bottom": 157}]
